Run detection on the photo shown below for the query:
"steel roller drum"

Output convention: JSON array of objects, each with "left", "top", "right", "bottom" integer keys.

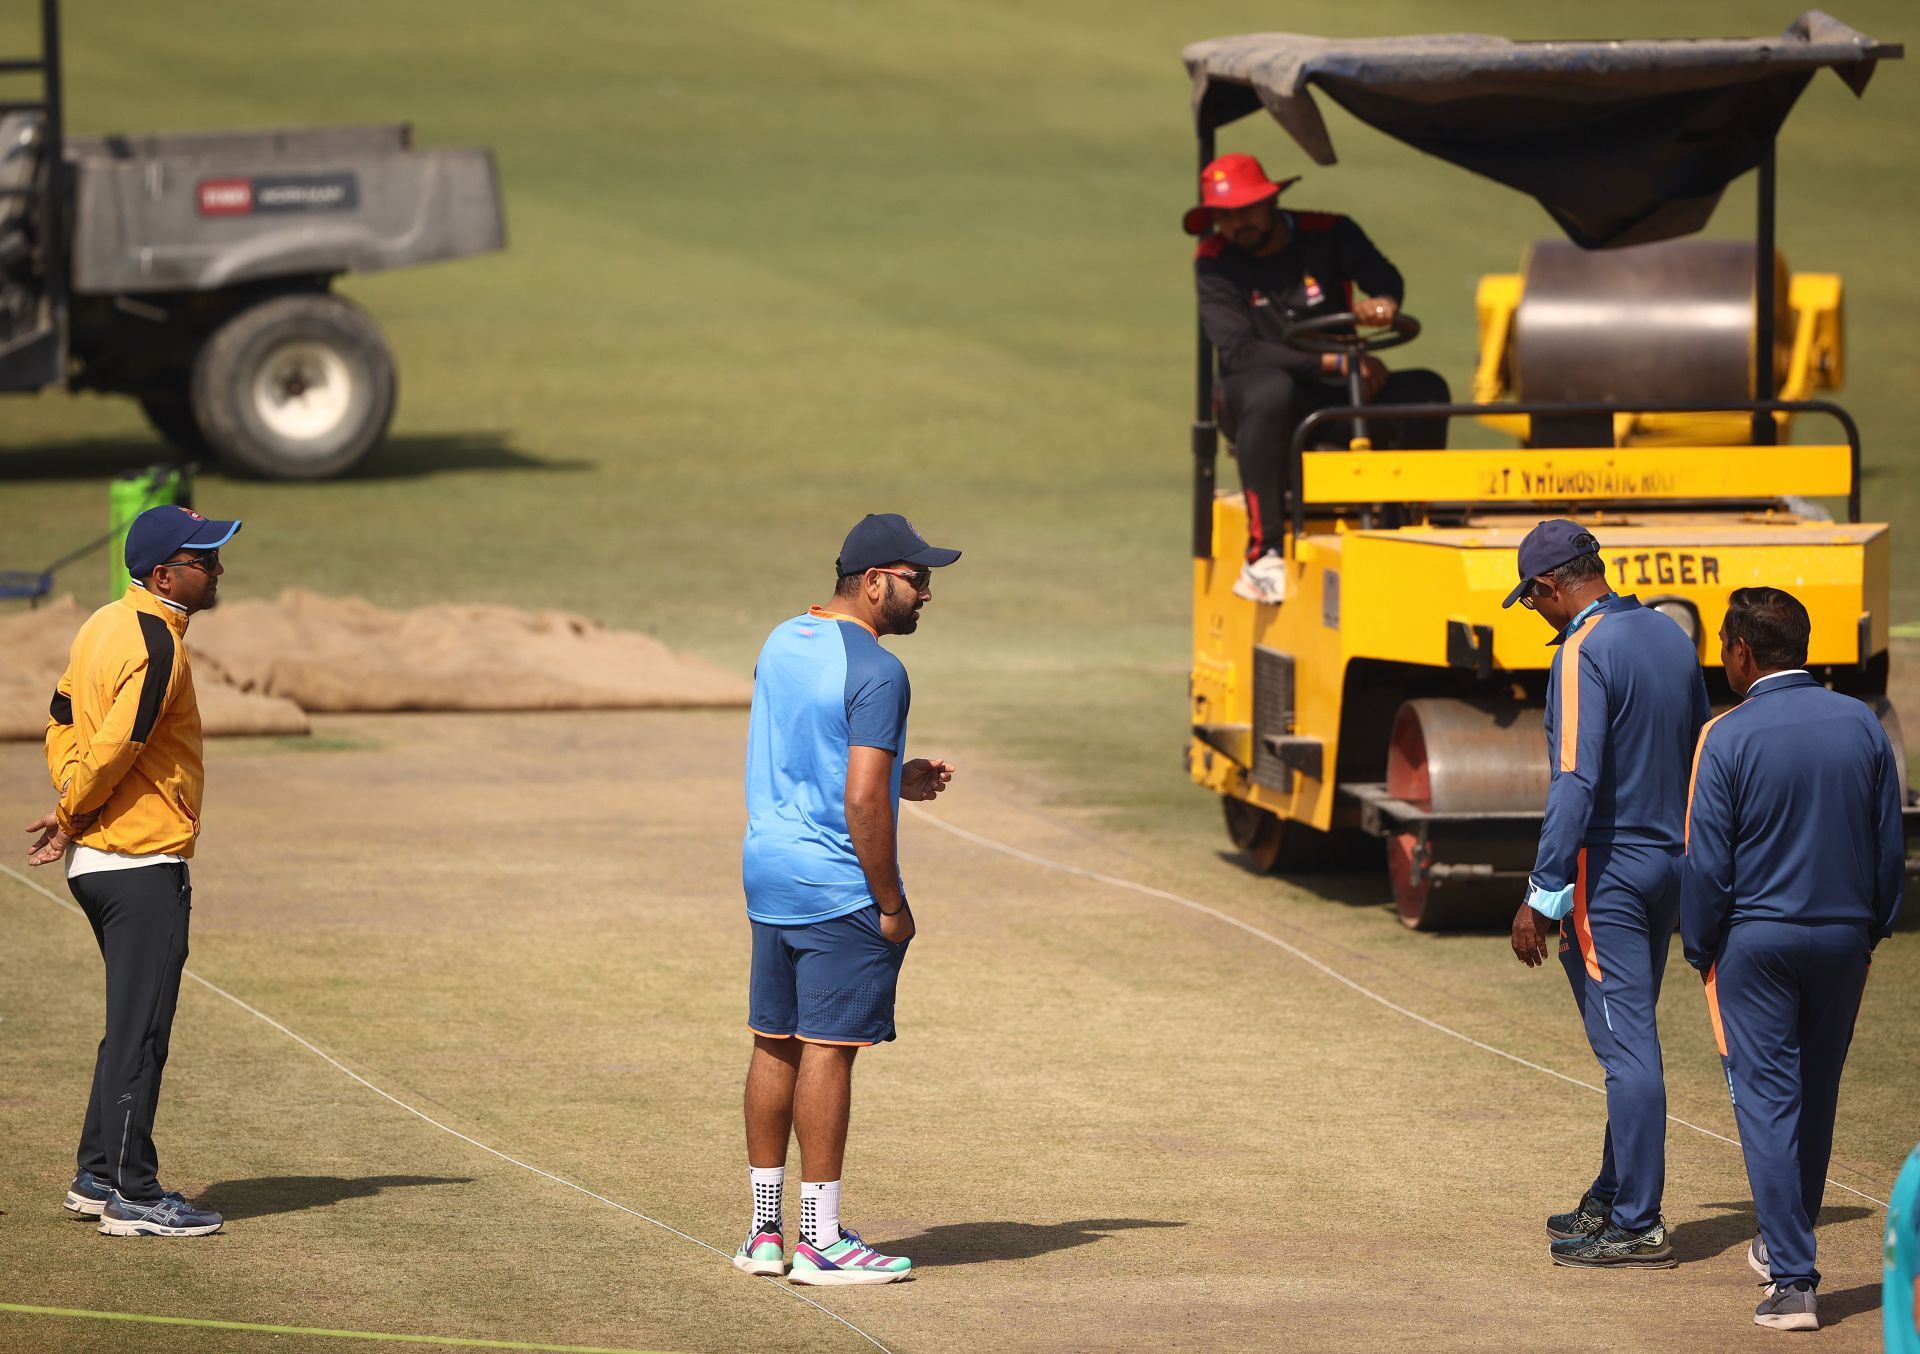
[
  {"left": 1513, "top": 240, "right": 1777, "bottom": 405},
  {"left": 1387, "top": 698, "right": 1550, "bottom": 813}
]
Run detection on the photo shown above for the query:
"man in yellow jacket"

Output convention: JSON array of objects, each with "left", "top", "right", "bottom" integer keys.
[{"left": 24, "top": 504, "right": 240, "bottom": 1237}]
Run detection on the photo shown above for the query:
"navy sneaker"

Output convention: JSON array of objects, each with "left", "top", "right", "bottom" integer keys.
[
  {"left": 1545, "top": 1191, "right": 1610, "bottom": 1241},
  {"left": 1550, "top": 1220, "right": 1675, "bottom": 1269},
  {"left": 62, "top": 1169, "right": 112, "bottom": 1217},
  {"left": 97, "top": 1188, "right": 223, "bottom": 1237}
]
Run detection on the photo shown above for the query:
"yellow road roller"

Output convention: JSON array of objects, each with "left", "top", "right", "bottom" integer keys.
[{"left": 1179, "top": 18, "right": 1909, "bottom": 928}]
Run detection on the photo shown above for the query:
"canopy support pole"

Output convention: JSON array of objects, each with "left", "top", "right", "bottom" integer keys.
[
  {"left": 1191, "top": 126, "right": 1218, "bottom": 560},
  {"left": 1752, "top": 137, "right": 1777, "bottom": 446}
]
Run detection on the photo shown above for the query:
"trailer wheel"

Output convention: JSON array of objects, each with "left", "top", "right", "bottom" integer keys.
[
  {"left": 191, "top": 293, "right": 396, "bottom": 479},
  {"left": 138, "top": 394, "right": 211, "bottom": 456}
]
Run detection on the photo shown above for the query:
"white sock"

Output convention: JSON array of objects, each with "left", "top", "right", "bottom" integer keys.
[
  {"left": 799, "top": 1179, "right": 841, "bottom": 1249},
  {"left": 749, "top": 1166, "right": 784, "bottom": 1232}
]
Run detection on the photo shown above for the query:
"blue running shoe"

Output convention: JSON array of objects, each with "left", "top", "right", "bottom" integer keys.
[
  {"left": 97, "top": 1189, "right": 223, "bottom": 1237},
  {"left": 63, "top": 1169, "right": 112, "bottom": 1217}
]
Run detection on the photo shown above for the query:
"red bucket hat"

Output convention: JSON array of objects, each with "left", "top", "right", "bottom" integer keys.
[{"left": 1182, "top": 153, "right": 1299, "bottom": 235}]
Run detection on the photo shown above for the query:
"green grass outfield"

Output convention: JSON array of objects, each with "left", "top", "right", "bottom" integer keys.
[{"left": 2, "top": 0, "right": 1917, "bottom": 828}]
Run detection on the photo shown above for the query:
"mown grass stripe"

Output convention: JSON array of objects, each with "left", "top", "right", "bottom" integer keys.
[{"left": 0, "top": 1302, "right": 672, "bottom": 1352}]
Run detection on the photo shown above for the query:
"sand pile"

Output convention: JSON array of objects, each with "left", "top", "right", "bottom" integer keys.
[
  {"left": 1, "top": 590, "right": 751, "bottom": 740},
  {"left": 0, "top": 596, "right": 310, "bottom": 739}
]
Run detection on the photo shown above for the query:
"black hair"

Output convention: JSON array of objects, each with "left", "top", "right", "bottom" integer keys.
[
  {"left": 1549, "top": 552, "right": 1606, "bottom": 590},
  {"left": 1724, "top": 586, "right": 1810, "bottom": 670},
  {"left": 833, "top": 571, "right": 864, "bottom": 598}
]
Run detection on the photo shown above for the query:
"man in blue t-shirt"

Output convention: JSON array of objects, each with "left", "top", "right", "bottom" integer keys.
[{"left": 733, "top": 512, "right": 960, "bottom": 1288}]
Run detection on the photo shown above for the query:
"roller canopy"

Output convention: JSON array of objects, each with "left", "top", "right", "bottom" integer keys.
[{"left": 1183, "top": 11, "right": 1900, "bottom": 248}]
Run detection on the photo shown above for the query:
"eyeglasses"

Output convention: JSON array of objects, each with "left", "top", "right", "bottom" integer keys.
[
  {"left": 160, "top": 550, "right": 219, "bottom": 575},
  {"left": 1517, "top": 579, "right": 1543, "bottom": 611},
  {"left": 872, "top": 566, "right": 932, "bottom": 592}
]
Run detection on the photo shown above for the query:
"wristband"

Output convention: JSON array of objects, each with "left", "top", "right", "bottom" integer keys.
[{"left": 877, "top": 902, "right": 904, "bottom": 916}]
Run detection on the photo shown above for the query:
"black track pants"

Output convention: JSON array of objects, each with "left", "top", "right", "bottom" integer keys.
[
  {"left": 1220, "top": 366, "right": 1451, "bottom": 560},
  {"left": 69, "top": 862, "right": 191, "bottom": 1202}
]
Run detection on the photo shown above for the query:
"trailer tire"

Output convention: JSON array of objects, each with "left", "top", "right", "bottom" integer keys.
[
  {"left": 138, "top": 394, "right": 212, "bottom": 457},
  {"left": 191, "top": 293, "right": 396, "bottom": 479}
]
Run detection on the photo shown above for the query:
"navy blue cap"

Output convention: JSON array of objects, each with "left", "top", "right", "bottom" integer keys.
[
  {"left": 835, "top": 513, "right": 961, "bottom": 576},
  {"left": 1501, "top": 519, "right": 1601, "bottom": 608},
  {"left": 125, "top": 504, "right": 242, "bottom": 579}
]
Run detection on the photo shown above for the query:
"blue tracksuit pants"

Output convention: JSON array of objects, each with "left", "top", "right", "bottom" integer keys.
[
  {"left": 1559, "top": 843, "right": 1679, "bottom": 1234},
  {"left": 1708, "top": 919, "right": 1871, "bottom": 1290}
]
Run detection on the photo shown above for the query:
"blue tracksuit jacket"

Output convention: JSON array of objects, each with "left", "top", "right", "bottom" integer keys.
[
  {"left": 1533, "top": 594, "right": 1712, "bottom": 894},
  {"left": 1681, "top": 671, "right": 1903, "bottom": 964},
  {"left": 1680, "top": 669, "right": 1905, "bottom": 1290}
]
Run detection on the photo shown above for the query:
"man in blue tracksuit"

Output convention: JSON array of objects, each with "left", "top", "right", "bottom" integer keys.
[
  {"left": 1503, "top": 520, "right": 1710, "bottom": 1268},
  {"left": 1682, "top": 587, "right": 1903, "bottom": 1332}
]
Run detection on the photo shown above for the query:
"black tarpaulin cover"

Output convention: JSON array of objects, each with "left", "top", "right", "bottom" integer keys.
[{"left": 1183, "top": 11, "right": 1899, "bottom": 248}]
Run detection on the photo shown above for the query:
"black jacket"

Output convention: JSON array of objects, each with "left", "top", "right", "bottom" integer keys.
[{"left": 1195, "top": 210, "right": 1404, "bottom": 380}]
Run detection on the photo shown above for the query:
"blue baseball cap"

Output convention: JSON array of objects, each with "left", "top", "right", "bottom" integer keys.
[
  {"left": 835, "top": 513, "right": 961, "bottom": 576},
  {"left": 125, "top": 504, "right": 242, "bottom": 579},
  {"left": 1501, "top": 519, "right": 1601, "bottom": 608}
]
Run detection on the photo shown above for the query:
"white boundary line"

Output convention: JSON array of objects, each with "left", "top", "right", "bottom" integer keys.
[
  {"left": 0, "top": 861, "right": 893, "bottom": 1354},
  {"left": 906, "top": 806, "right": 1893, "bottom": 1211}
]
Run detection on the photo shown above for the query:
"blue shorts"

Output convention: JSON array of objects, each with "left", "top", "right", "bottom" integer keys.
[{"left": 748, "top": 905, "right": 910, "bottom": 1047}]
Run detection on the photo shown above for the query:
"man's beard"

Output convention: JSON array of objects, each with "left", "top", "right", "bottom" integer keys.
[{"left": 883, "top": 583, "right": 920, "bottom": 634}]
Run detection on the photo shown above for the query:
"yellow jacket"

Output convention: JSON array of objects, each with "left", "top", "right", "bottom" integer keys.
[{"left": 45, "top": 585, "right": 203, "bottom": 857}]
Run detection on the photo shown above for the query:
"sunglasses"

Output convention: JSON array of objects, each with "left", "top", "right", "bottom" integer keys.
[
  {"left": 160, "top": 549, "right": 219, "bottom": 575},
  {"left": 872, "top": 566, "right": 932, "bottom": 591}
]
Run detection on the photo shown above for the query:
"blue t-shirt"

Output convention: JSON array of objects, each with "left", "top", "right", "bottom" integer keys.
[{"left": 742, "top": 608, "right": 909, "bottom": 924}]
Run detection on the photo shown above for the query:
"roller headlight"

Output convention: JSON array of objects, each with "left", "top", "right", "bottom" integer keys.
[{"left": 1651, "top": 599, "right": 1700, "bottom": 645}]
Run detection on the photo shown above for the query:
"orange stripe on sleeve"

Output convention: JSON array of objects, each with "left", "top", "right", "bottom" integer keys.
[
  {"left": 1683, "top": 710, "right": 1733, "bottom": 849},
  {"left": 1558, "top": 616, "right": 1602, "bottom": 773},
  {"left": 1704, "top": 963, "right": 1727, "bottom": 1057}
]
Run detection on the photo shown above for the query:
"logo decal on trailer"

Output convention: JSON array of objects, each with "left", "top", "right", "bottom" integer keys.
[
  {"left": 196, "top": 173, "right": 360, "bottom": 217},
  {"left": 197, "top": 179, "right": 253, "bottom": 215}
]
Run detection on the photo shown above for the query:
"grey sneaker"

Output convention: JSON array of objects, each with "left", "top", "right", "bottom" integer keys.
[
  {"left": 62, "top": 1168, "right": 112, "bottom": 1217},
  {"left": 1545, "top": 1191, "right": 1610, "bottom": 1241},
  {"left": 97, "top": 1188, "right": 223, "bottom": 1237},
  {"left": 1550, "top": 1220, "right": 1676, "bottom": 1269},
  {"left": 1754, "top": 1281, "right": 1817, "bottom": 1331},
  {"left": 1748, "top": 1234, "right": 1771, "bottom": 1284}
]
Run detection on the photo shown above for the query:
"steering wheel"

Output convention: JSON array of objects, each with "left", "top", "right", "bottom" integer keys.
[
  {"left": 1279, "top": 310, "right": 1421, "bottom": 354},
  {"left": 1279, "top": 311, "right": 1422, "bottom": 451}
]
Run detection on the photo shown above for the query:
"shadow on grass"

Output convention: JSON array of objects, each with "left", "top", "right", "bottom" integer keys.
[
  {"left": 1669, "top": 1200, "right": 1873, "bottom": 1267},
  {"left": 1817, "top": 1282, "right": 1882, "bottom": 1328},
  {"left": 1214, "top": 849, "right": 1534, "bottom": 935},
  {"left": 0, "top": 432, "right": 590, "bottom": 482},
  {"left": 873, "top": 1217, "right": 1184, "bottom": 1266},
  {"left": 196, "top": 1173, "right": 475, "bottom": 1220}
]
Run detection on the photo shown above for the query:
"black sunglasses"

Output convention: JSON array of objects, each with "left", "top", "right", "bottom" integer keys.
[{"left": 160, "top": 549, "right": 219, "bottom": 575}]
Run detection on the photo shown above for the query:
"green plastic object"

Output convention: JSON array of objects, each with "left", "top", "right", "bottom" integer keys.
[{"left": 108, "top": 466, "right": 188, "bottom": 599}]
